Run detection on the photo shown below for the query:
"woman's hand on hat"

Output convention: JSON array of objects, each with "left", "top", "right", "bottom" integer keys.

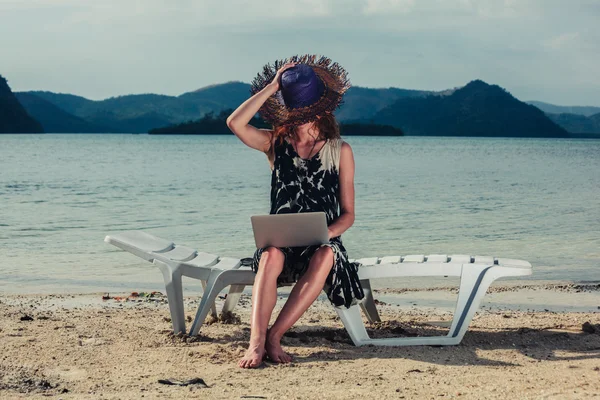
[{"left": 269, "top": 62, "right": 297, "bottom": 91}]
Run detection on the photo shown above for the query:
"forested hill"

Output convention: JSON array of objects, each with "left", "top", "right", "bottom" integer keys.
[
  {"left": 371, "top": 80, "right": 569, "bottom": 138},
  {"left": 19, "top": 83, "right": 427, "bottom": 133},
  {"left": 15, "top": 93, "right": 113, "bottom": 133},
  {"left": 10, "top": 77, "right": 592, "bottom": 137},
  {"left": 148, "top": 109, "right": 404, "bottom": 136},
  {"left": 0, "top": 75, "right": 43, "bottom": 133},
  {"left": 546, "top": 112, "right": 600, "bottom": 135}
]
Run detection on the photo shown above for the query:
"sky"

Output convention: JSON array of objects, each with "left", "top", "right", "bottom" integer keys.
[{"left": 1, "top": 0, "right": 599, "bottom": 106}]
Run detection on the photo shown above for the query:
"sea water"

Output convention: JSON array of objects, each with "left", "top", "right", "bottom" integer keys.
[{"left": 0, "top": 134, "right": 598, "bottom": 294}]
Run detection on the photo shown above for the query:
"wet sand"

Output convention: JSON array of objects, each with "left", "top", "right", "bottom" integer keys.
[{"left": 1, "top": 287, "right": 599, "bottom": 399}]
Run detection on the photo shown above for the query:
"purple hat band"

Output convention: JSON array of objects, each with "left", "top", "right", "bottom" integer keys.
[{"left": 280, "top": 64, "right": 325, "bottom": 109}]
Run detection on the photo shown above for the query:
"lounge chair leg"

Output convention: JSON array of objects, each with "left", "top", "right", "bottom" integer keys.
[
  {"left": 200, "top": 280, "right": 218, "bottom": 319},
  {"left": 189, "top": 269, "right": 256, "bottom": 336},
  {"left": 359, "top": 279, "right": 381, "bottom": 323},
  {"left": 189, "top": 270, "right": 227, "bottom": 336},
  {"left": 448, "top": 265, "right": 497, "bottom": 342},
  {"left": 154, "top": 260, "right": 186, "bottom": 334},
  {"left": 221, "top": 285, "right": 245, "bottom": 314},
  {"left": 336, "top": 304, "right": 370, "bottom": 346}
]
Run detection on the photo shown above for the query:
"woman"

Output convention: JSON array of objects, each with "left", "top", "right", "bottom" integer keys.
[{"left": 226, "top": 55, "right": 364, "bottom": 369}]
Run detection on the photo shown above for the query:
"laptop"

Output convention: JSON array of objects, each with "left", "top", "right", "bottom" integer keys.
[{"left": 251, "top": 211, "right": 329, "bottom": 248}]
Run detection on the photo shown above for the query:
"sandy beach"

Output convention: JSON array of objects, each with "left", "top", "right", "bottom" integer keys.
[{"left": 1, "top": 286, "right": 599, "bottom": 400}]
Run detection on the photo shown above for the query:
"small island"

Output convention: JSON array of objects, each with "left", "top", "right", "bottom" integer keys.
[{"left": 148, "top": 109, "right": 404, "bottom": 136}]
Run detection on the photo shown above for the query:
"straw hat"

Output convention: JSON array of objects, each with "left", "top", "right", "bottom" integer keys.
[{"left": 249, "top": 54, "right": 351, "bottom": 127}]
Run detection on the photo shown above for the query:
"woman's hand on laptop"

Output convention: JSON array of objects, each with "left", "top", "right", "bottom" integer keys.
[{"left": 327, "top": 228, "right": 333, "bottom": 240}]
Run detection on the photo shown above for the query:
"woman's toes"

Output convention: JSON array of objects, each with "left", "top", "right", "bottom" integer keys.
[{"left": 239, "top": 344, "right": 265, "bottom": 368}]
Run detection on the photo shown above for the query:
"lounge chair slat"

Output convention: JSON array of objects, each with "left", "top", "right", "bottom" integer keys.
[
  {"left": 186, "top": 252, "right": 219, "bottom": 267},
  {"left": 473, "top": 255, "right": 494, "bottom": 265},
  {"left": 358, "top": 263, "right": 463, "bottom": 279},
  {"left": 105, "top": 231, "right": 173, "bottom": 253},
  {"left": 497, "top": 258, "right": 532, "bottom": 268},
  {"left": 356, "top": 257, "right": 379, "bottom": 266},
  {"left": 156, "top": 245, "right": 197, "bottom": 262},
  {"left": 403, "top": 255, "right": 424, "bottom": 263},
  {"left": 380, "top": 256, "right": 402, "bottom": 264},
  {"left": 426, "top": 254, "right": 448, "bottom": 262},
  {"left": 214, "top": 257, "right": 242, "bottom": 270},
  {"left": 449, "top": 254, "right": 471, "bottom": 263}
]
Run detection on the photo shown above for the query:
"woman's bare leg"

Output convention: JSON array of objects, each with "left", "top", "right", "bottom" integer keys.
[
  {"left": 238, "top": 247, "right": 285, "bottom": 368},
  {"left": 265, "top": 246, "right": 335, "bottom": 363}
]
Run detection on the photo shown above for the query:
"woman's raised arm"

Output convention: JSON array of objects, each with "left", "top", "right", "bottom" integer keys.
[{"left": 226, "top": 62, "right": 296, "bottom": 153}]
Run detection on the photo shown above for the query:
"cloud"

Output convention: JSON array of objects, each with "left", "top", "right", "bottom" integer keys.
[
  {"left": 543, "top": 32, "right": 580, "bottom": 50},
  {"left": 362, "top": 0, "right": 415, "bottom": 15}
]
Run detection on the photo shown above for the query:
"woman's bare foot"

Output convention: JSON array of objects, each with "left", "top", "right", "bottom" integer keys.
[
  {"left": 238, "top": 339, "right": 266, "bottom": 369},
  {"left": 265, "top": 329, "right": 292, "bottom": 363}
]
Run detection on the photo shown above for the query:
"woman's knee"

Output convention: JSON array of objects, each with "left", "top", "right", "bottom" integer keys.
[
  {"left": 309, "top": 247, "right": 335, "bottom": 271},
  {"left": 259, "top": 247, "right": 285, "bottom": 272}
]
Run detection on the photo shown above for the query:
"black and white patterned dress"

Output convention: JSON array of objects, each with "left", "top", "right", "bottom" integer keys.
[{"left": 251, "top": 137, "right": 365, "bottom": 309}]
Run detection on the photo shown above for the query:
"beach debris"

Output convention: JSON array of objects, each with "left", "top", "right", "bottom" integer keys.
[
  {"left": 240, "top": 396, "right": 267, "bottom": 399},
  {"left": 368, "top": 321, "right": 419, "bottom": 337},
  {"left": 167, "top": 331, "right": 213, "bottom": 343},
  {"left": 206, "top": 311, "right": 241, "bottom": 325},
  {"left": 19, "top": 315, "right": 33, "bottom": 321},
  {"left": 102, "top": 291, "right": 165, "bottom": 302},
  {"left": 284, "top": 328, "right": 353, "bottom": 344},
  {"left": 581, "top": 322, "right": 598, "bottom": 334},
  {"left": 23, "top": 378, "right": 53, "bottom": 389},
  {"left": 157, "top": 378, "right": 209, "bottom": 388}
]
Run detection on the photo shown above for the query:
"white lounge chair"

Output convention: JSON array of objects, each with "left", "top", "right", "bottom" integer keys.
[{"left": 104, "top": 230, "right": 532, "bottom": 346}]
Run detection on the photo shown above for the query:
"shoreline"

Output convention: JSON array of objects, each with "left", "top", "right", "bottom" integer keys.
[
  {"left": 2, "top": 281, "right": 599, "bottom": 312},
  {"left": 2, "top": 278, "right": 598, "bottom": 295}
]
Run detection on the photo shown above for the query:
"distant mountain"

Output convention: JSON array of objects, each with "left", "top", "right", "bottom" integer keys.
[
  {"left": 80, "top": 110, "right": 173, "bottom": 133},
  {"left": 335, "top": 87, "right": 436, "bottom": 121},
  {"left": 527, "top": 101, "right": 600, "bottom": 117},
  {"left": 0, "top": 75, "right": 43, "bottom": 133},
  {"left": 149, "top": 108, "right": 404, "bottom": 136},
  {"left": 14, "top": 79, "right": 588, "bottom": 138},
  {"left": 149, "top": 109, "right": 267, "bottom": 135},
  {"left": 24, "top": 91, "right": 95, "bottom": 116},
  {"left": 20, "top": 81, "right": 253, "bottom": 132},
  {"left": 179, "top": 81, "right": 255, "bottom": 109},
  {"left": 15, "top": 92, "right": 112, "bottom": 133},
  {"left": 547, "top": 112, "right": 600, "bottom": 134},
  {"left": 19, "top": 82, "right": 430, "bottom": 133},
  {"left": 372, "top": 80, "right": 568, "bottom": 138}
]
